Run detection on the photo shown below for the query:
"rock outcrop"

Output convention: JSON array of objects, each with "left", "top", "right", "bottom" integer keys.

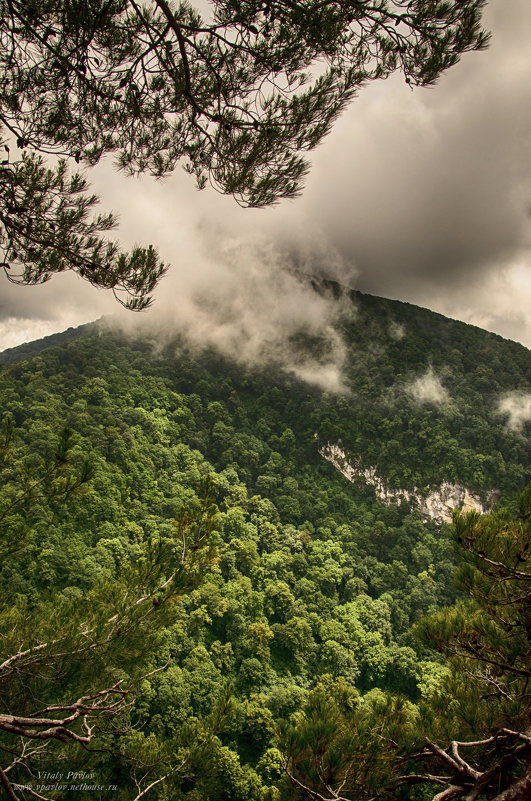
[{"left": 319, "top": 443, "right": 492, "bottom": 523}]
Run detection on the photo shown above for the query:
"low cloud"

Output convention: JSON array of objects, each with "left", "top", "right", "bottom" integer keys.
[
  {"left": 388, "top": 321, "right": 405, "bottom": 341},
  {"left": 496, "top": 391, "right": 531, "bottom": 430},
  {"left": 407, "top": 368, "right": 450, "bottom": 406},
  {"left": 3, "top": 1, "right": 531, "bottom": 361},
  {"left": 111, "top": 234, "right": 354, "bottom": 393},
  {"left": 266, "top": 0, "right": 531, "bottom": 346}
]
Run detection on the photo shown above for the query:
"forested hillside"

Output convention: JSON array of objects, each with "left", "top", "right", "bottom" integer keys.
[{"left": 0, "top": 288, "right": 529, "bottom": 800}]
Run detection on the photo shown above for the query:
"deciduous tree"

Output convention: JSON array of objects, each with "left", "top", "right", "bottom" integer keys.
[
  {"left": 279, "top": 486, "right": 531, "bottom": 801},
  {"left": 0, "top": 424, "right": 218, "bottom": 799}
]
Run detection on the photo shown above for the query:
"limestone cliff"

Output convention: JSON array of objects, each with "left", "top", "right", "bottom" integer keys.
[{"left": 319, "top": 443, "right": 494, "bottom": 523}]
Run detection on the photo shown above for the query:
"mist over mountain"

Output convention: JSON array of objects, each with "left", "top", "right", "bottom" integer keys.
[
  {"left": 3, "top": 282, "right": 529, "bottom": 494},
  {"left": 0, "top": 284, "right": 529, "bottom": 799}
]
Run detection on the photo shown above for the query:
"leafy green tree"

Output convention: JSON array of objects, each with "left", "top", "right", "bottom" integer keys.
[
  {"left": 242, "top": 622, "right": 275, "bottom": 664},
  {"left": 0, "top": 427, "right": 218, "bottom": 800},
  {"left": 278, "top": 488, "right": 531, "bottom": 801},
  {"left": 0, "top": 1, "right": 488, "bottom": 301}
]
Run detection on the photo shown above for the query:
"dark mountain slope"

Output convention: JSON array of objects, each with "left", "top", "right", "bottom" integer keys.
[
  {"left": 2, "top": 287, "right": 529, "bottom": 497},
  {"left": 0, "top": 320, "right": 98, "bottom": 365},
  {"left": 0, "top": 288, "right": 529, "bottom": 798}
]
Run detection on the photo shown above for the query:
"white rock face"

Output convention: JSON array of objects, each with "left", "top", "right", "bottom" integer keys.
[{"left": 319, "top": 443, "right": 490, "bottom": 523}]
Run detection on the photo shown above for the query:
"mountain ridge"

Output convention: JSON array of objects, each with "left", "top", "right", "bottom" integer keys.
[
  {"left": 1, "top": 286, "right": 529, "bottom": 498},
  {"left": 1, "top": 285, "right": 529, "bottom": 369}
]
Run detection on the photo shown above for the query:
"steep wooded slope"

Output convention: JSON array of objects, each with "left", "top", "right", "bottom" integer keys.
[{"left": 0, "top": 288, "right": 529, "bottom": 799}]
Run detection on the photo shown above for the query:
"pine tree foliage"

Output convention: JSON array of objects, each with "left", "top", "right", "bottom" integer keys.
[
  {"left": 279, "top": 680, "right": 415, "bottom": 801},
  {"left": 0, "top": 1, "right": 489, "bottom": 302},
  {"left": 404, "top": 493, "right": 531, "bottom": 801},
  {"left": 431, "top": 490, "right": 531, "bottom": 701},
  {"left": 388, "top": 492, "right": 531, "bottom": 801},
  {"left": 0, "top": 149, "right": 167, "bottom": 310}
]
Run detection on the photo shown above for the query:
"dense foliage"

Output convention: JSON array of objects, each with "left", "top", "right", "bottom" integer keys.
[{"left": 0, "top": 290, "right": 529, "bottom": 799}]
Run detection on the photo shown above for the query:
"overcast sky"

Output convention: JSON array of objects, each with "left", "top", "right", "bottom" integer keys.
[{"left": 1, "top": 0, "right": 531, "bottom": 356}]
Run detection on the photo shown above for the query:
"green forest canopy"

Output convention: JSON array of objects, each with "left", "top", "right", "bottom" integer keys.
[{"left": 0, "top": 290, "right": 529, "bottom": 798}]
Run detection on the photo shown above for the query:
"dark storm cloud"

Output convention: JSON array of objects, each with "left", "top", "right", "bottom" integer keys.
[
  {"left": 2, "top": 0, "right": 531, "bottom": 352},
  {"left": 280, "top": 0, "right": 531, "bottom": 299}
]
